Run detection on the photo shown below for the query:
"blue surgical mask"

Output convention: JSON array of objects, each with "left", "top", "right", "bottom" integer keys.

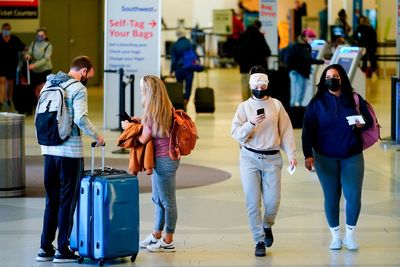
[
  {"left": 36, "top": 36, "right": 44, "bottom": 42},
  {"left": 2, "top": 30, "right": 11, "bottom": 37}
]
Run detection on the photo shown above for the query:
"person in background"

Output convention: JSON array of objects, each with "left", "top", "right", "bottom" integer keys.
[
  {"left": 0, "top": 23, "right": 25, "bottom": 111},
  {"left": 170, "top": 28, "right": 195, "bottom": 110},
  {"left": 36, "top": 56, "right": 104, "bottom": 263},
  {"left": 231, "top": 65, "right": 297, "bottom": 257},
  {"left": 293, "top": 0, "right": 307, "bottom": 38},
  {"left": 302, "top": 64, "right": 372, "bottom": 251},
  {"left": 25, "top": 28, "right": 53, "bottom": 99},
  {"left": 285, "top": 28, "right": 324, "bottom": 107},
  {"left": 224, "top": 8, "right": 245, "bottom": 59},
  {"left": 354, "top": 15, "right": 378, "bottom": 78},
  {"left": 236, "top": 20, "right": 271, "bottom": 100},
  {"left": 122, "top": 75, "right": 179, "bottom": 253},
  {"left": 318, "top": 0, "right": 328, "bottom": 40},
  {"left": 335, "top": 9, "right": 352, "bottom": 40}
]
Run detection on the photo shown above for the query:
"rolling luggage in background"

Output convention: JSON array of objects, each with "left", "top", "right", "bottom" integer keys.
[
  {"left": 13, "top": 59, "right": 34, "bottom": 115},
  {"left": 267, "top": 66, "right": 290, "bottom": 109},
  {"left": 287, "top": 106, "right": 306, "bottom": 129},
  {"left": 194, "top": 71, "right": 215, "bottom": 113},
  {"left": 163, "top": 75, "right": 185, "bottom": 110},
  {"left": 70, "top": 143, "right": 139, "bottom": 266}
]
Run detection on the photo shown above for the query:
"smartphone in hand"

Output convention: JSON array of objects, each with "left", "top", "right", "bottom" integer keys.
[
  {"left": 119, "top": 111, "right": 133, "bottom": 122},
  {"left": 257, "top": 108, "right": 265, "bottom": 115}
]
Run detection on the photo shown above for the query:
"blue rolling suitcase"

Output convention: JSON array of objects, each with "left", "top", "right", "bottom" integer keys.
[{"left": 70, "top": 143, "right": 139, "bottom": 266}]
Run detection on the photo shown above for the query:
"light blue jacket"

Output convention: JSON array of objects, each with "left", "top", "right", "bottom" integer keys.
[{"left": 40, "top": 72, "right": 99, "bottom": 158}]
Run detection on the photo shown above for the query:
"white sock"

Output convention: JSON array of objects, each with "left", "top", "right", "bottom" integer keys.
[
  {"left": 345, "top": 224, "right": 356, "bottom": 240},
  {"left": 344, "top": 224, "right": 359, "bottom": 249},
  {"left": 329, "top": 226, "right": 341, "bottom": 240}
]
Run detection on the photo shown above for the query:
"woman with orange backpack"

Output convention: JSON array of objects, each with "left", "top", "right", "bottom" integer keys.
[{"left": 121, "top": 75, "right": 179, "bottom": 253}]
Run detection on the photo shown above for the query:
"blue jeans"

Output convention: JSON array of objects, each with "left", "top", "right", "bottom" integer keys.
[
  {"left": 239, "top": 148, "right": 283, "bottom": 243},
  {"left": 152, "top": 156, "right": 180, "bottom": 234},
  {"left": 41, "top": 155, "right": 83, "bottom": 253},
  {"left": 314, "top": 151, "right": 364, "bottom": 227},
  {"left": 175, "top": 68, "right": 194, "bottom": 101},
  {"left": 289, "top": 70, "right": 309, "bottom": 106}
]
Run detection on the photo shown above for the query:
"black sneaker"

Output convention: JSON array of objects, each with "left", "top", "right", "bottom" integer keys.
[
  {"left": 53, "top": 249, "right": 79, "bottom": 263},
  {"left": 255, "top": 241, "right": 266, "bottom": 257},
  {"left": 264, "top": 227, "right": 274, "bottom": 247},
  {"left": 36, "top": 247, "right": 55, "bottom": 262}
]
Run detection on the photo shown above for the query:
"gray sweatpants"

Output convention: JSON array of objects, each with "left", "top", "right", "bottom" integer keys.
[{"left": 239, "top": 148, "right": 283, "bottom": 243}]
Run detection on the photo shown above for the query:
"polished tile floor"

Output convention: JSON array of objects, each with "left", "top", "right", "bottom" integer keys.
[{"left": 0, "top": 67, "right": 399, "bottom": 266}]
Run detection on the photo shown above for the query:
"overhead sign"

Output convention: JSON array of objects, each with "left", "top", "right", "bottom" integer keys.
[
  {"left": 0, "top": 0, "right": 38, "bottom": 18},
  {"left": 259, "top": 0, "right": 278, "bottom": 56},
  {"left": 104, "top": 0, "right": 161, "bottom": 129},
  {"left": 213, "top": 9, "right": 233, "bottom": 35}
]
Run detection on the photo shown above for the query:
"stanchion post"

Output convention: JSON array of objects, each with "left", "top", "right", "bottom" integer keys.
[
  {"left": 130, "top": 74, "right": 135, "bottom": 116},
  {"left": 118, "top": 68, "right": 125, "bottom": 132},
  {"left": 391, "top": 76, "right": 399, "bottom": 141}
]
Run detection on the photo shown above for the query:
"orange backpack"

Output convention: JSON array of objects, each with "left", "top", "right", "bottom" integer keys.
[{"left": 169, "top": 109, "right": 198, "bottom": 160}]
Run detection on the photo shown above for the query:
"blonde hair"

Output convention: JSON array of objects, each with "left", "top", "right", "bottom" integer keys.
[{"left": 140, "top": 75, "right": 173, "bottom": 138}]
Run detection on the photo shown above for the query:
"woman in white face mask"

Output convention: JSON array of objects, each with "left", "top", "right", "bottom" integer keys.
[
  {"left": 231, "top": 65, "right": 297, "bottom": 257},
  {"left": 0, "top": 23, "right": 25, "bottom": 112}
]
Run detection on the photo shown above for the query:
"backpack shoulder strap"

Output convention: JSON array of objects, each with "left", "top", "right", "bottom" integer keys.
[
  {"left": 169, "top": 108, "right": 180, "bottom": 160},
  {"left": 59, "top": 79, "right": 79, "bottom": 90}
]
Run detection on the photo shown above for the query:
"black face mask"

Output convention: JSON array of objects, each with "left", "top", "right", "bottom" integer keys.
[
  {"left": 325, "top": 78, "right": 340, "bottom": 92},
  {"left": 80, "top": 75, "right": 88, "bottom": 86},
  {"left": 252, "top": 89, "right": 268, "bottom": 99}
]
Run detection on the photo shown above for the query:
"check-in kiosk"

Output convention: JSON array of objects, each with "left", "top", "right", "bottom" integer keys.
[
  {"left": 330, "top": 46, "right": 366, "bottom": 98},
  {"left": 302, "top": 39, "right": 329, "bottom": 106}
]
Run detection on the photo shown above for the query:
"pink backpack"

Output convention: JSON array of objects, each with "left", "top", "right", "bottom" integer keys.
[{"left": 353, "top": 93, "right": 381, "bottom": 150}]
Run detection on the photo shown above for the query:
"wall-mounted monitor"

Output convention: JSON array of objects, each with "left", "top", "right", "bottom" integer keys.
[{"left": 330, "top": 25, "right": 345, "bottom": 43}]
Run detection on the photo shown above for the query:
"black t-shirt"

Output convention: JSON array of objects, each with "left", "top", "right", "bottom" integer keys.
[{"left": 0, "top": 35, "right": 25, "bottom": 71}]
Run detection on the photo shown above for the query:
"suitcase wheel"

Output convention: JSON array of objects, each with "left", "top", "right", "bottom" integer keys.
[
  {"left": 98, "top": 259, "right": 105, "bottom": 266},
  {"left": 131, "top": 253, "right": 138, "bottom": 262},
  {"left": 77, "top": 257, "right": 84, "bottom": 264}
]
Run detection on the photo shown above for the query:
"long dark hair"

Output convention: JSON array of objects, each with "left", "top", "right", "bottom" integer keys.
[{"left": 313, "top": 64, "right": 356, "bottom": 107}]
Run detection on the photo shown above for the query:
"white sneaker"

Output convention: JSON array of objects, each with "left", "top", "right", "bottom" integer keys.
[
  {"left": 146, "top": 239, "right": 176, "bottom": 252},
  {"left": 329, "top": 238, "right": 342, "bottom": 250},
  {"left": 139, "top": 234, "right": 160, "bottom": 248},
  {"left": 342, "top": 237, "right": 359, "bottom": 250}
]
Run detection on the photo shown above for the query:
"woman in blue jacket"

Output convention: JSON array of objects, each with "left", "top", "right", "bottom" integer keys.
[{"left": 302, "top": 64, "right": 372, "bottom": 251}]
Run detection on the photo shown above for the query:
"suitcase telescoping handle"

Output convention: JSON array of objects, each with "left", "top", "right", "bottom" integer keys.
[
  {"left": 26, "top": 60, "right": 31, "bottom": 85},
  {"left": 90, "top": 142, "right": 105, "bottom": 174}
]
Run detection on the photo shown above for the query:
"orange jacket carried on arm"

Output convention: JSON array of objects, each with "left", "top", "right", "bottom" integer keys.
[{"left": 117, "top": 123, "right": 154, "bottom": 175}]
